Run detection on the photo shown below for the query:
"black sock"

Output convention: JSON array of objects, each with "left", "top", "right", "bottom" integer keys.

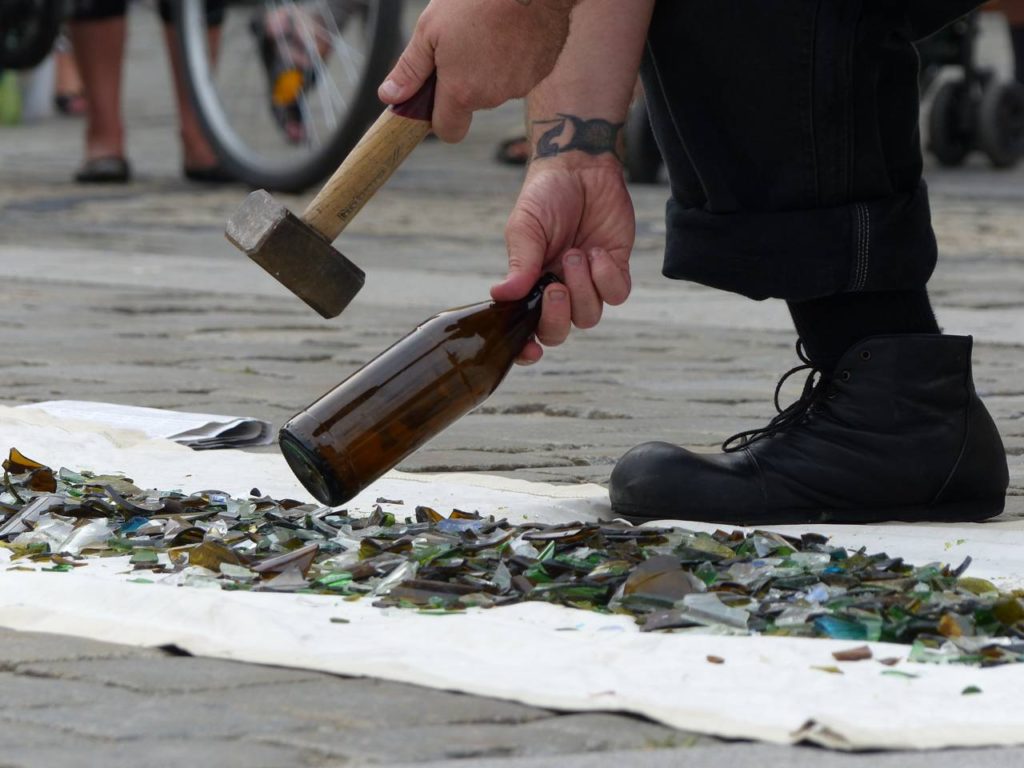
[
  {"left": 787, "top": 290, "right": 940, "bottom": 371},
  {"left": 1013, "top": 27, "right": 1024, "bottom": 85}
]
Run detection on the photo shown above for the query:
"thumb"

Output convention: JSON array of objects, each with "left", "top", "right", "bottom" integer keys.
[
  {"left": 379, "top": 31, "right": 434, "bottom": 104},
  {"left": 492, "top": 209, "right": 547, "bottom": 301}
]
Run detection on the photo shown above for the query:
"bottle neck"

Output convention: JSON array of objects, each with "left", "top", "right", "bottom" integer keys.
[
  {"left": 525, "top": 273, "right": 561, "bottom": 312},
  {"left": 493, "top": 273, "right": 560, "bottom": 353}
]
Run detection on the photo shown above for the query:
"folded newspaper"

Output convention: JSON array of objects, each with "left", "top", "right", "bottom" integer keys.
[{"left": 17, "top": 401, "right": 273, "bottom": 450}]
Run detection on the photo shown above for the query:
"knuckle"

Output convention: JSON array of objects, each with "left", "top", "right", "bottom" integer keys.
[
  {"left": 505, "top": 210, "right": 544, "bottom": 247},
  {"left": 444, "top": 82, "right": 476, "bottom": 112},
  {"left": 574, "top": 304, "right": 602, "bottom": 330},
  {"left": 434, "top": 118, "right": 469, "bottom": 144},
  {"left": 394, "top": 56, "right": 421, "bottom": 84}
]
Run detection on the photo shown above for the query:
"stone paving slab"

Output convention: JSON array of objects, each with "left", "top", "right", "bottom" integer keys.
[
  {"left": 379, "top": 744, "right": 1024, "bottom": 768},
  {"left": 259, "top": 714, "right": 699, "bottom": 765},
  {"left": 0, "top": 629, "right": 698, "bottom": 768},
  {"left": 15, "top": 656, "right": 325, "bottom": 693},
  {"left": 0, "top": 734, "right": 322, "bottom": 768}
]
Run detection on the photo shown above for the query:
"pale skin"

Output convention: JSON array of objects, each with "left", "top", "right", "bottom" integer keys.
[
  {"left": 378, "top": 0, "right": 578, "bottom": 143},
  {"left": 380, "top": 0, "right": 655, "bottom": 364}
]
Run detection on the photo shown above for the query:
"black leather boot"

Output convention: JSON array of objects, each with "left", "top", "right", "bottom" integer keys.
[{"left": 609, "top": 335, "right": 1008, "bottom": 525}]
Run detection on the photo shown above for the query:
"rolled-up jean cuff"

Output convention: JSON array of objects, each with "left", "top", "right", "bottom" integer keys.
[{"left": 661, "top": 182, "right": 938, "bottom": 301}]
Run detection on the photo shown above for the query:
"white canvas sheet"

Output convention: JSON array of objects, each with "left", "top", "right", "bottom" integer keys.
[{"left": 1, "top": 405, "right": 1023, "bottom": 751}]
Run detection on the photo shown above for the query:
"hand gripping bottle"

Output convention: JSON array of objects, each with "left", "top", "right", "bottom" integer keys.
[{"left": 280, "top": 274, "right": 558, "bottom": 505}]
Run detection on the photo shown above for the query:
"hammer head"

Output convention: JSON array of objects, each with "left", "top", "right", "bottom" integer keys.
[{"left": 225, "top": 190, "right": 365, "bottom": 319}]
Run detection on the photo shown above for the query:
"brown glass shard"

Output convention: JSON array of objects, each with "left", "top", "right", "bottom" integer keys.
[
  {"left": 252, "top": 542, "right": 320, "bottom": 578},
  {"left": 832, "top": 645, "right": 873, "bottom": 662},
  {"left": 623, "top": 555, "right": 705, "bottom": 604},
  {"left": 3, "top": 448, "right": 47, "bottom": 474},
  {"left": 937, "top": 613, "right": 966, "bottom": 638},
  {"left": 188, "top": 541, "right": 243, "bottom": 572},
  {"left": 415, "top": 506, "right": 444, "bottom": 523}
]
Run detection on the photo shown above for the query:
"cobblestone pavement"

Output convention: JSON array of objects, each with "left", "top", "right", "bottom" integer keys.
[{"left": 0, "top": 7, "right": 1023, "bottom": 768}]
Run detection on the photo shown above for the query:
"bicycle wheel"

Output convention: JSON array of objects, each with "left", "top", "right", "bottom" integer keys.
[
  {"left": 176, "top": 0, "right": 402, "bottom": 192},
  {"left": 0, "top": 0, "right": 62, "bottom": 70}
]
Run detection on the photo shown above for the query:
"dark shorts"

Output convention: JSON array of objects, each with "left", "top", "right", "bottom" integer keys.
[
  {"left": 641, "top": 0, "right": 982, "bottom": 301},
  {"left": 71, "top": 0, "right": 224, "bottom": 26}
]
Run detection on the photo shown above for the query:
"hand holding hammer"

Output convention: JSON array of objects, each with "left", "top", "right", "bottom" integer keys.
[{"left": 225, "top": 77, "right": 437, "bottom": 319}]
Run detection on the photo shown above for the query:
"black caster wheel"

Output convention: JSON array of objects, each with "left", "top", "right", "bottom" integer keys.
[
  {"left": 0, "top": 0, "right": 62, "bottom": 70},
  {"left": 928, "top": 80, "right": 974, "bottom": 167},
  {"left": 978, "top": 80, "right": 1024, "bottom": 169},
  {"left": 625, "top": 94, "right": 662, "bottom": 184}
]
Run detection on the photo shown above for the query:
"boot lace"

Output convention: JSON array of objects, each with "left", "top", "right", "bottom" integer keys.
[{"left": 722, "top": 341, "right": 829, "bottom": 453}]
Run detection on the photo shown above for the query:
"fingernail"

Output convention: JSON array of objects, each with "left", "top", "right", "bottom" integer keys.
[
  {"left": 565, "top": 251, "right": 583, "bottom": 267},
  {"left": 588, "top": 248, "right": 602, "bottom": 262},
  {"left": 380, "top": 79, "right": 402, "bottom": 99},
  {"left": 549, "top": 289, "right": 567, "bottom": 302}
]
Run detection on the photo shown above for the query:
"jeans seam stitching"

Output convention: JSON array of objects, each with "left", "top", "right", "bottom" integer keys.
[
  {"left": 854, "top": 203, "right": 868, "bottom": 291},
  {"left": 859, "top": 205, "right": 871, "bottom": 290},
  {"left": 851, "top": 203, "right": 865, "bottom": 291}
]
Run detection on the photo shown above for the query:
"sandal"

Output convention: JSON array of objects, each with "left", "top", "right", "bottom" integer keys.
[
  {"left": 55, "top": 92, "right": 87, "bottom": 117},
  {"left": 495, "top": 136, "right": 531, "bottom": 166},
  {"left": 74, "top": 156, "right": 131, "bottom": 184},
  {"left": 183, "top": 164, "right": 235, "bottom": 184}
]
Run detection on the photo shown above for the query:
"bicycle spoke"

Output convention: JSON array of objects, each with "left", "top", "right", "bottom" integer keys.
[
  {"left": 292, "top": 4, "right": 342, "bottom": 132},
  {"left": 316, "top": 0, "right": 366, "bottom": 88},
  {"left": 311, "top": 0, "right": 351, "bottom": 114}
]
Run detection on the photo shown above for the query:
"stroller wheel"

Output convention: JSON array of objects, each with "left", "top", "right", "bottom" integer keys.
[
  {"left": 978, "top": 81, "right": 1024, "bottom": 169},
  {"left": 928, "top": 80, "right": 973, "bottom": 167}
]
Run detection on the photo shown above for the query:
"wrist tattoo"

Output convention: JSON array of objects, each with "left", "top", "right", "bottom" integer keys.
[{"left": 531, "top": 114, "right": 625, "bottom": 162}]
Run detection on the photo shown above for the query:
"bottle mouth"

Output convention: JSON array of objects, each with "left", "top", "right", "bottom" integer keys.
[
  {"left": 524, "top": 272, "right": 562, "bottom": 311},
  {"left": 279, "top": 429, "right": 347, "bottom": 506}
]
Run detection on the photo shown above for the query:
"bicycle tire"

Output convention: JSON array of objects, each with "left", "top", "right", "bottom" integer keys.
[
  {"left": 0, "top": 0, "right": 62, "bottom": 70},
  {"left": 176, "top": 0, "right": 402, "bottom": 192}
]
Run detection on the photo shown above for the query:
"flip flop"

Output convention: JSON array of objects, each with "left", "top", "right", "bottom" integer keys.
[
  {"left": 55, "top": 92, "right": 87, "bottom": 117},
  {"left": 183, "top": 164, "right": 236, "bottom": 184},
  {"left": 495, "top": 136, "right": 531, "bottom": 166},
  {"left": 74, "top": 156, "right": 131, "bottom": 184}
]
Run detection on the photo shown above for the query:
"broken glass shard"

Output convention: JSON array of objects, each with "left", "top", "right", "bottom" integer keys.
[{"left": 3, "top": 448, "right": 1023, "bottom": 666}]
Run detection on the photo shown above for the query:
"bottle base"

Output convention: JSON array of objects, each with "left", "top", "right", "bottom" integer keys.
[{"left": 279, "top": 428, "right": 352, "bottom": 506}]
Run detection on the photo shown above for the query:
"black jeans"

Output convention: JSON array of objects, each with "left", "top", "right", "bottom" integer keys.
[{"left": 641, "top": 0, "right": 981, "bottom": 301}]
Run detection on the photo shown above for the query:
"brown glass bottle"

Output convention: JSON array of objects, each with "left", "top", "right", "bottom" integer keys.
[{"left": 280, "top": 275, "right": 558, "bottom": 506}]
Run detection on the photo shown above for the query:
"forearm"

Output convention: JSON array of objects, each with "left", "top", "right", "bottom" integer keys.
[{"left": 527, "top": 0, "right": 655, "bottom": 163}]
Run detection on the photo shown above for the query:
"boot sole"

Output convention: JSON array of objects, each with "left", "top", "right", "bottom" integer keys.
[{"left": 611, "top": 497, "right": 1006, "bottom": 527}]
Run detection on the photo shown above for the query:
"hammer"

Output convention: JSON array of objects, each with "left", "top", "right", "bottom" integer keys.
[{"left": 225, "top": 77, "right": 436, "bottom": 319}]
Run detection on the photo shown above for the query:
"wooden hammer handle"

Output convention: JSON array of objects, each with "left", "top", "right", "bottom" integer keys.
[{"left": 301, "top": 75, "right": 436, "bottom": 242}]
